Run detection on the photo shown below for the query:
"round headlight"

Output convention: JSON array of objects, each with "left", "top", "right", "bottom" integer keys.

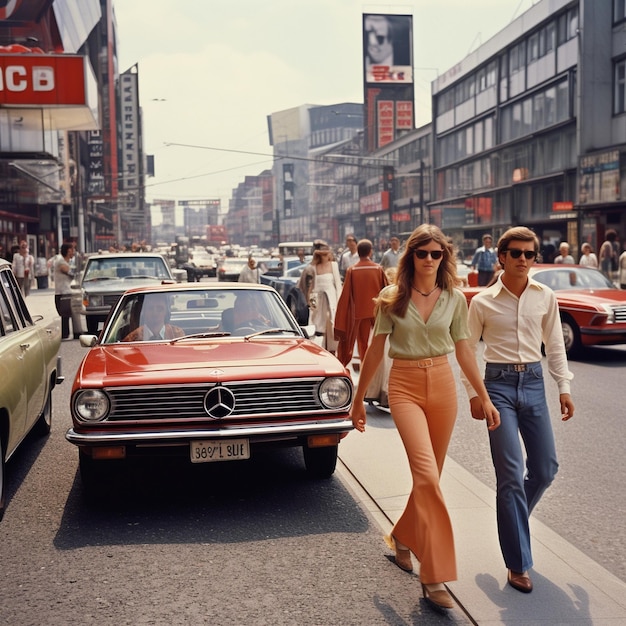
[
  {"left": 73, "top": 389, "right": 110, "bottom": 422},
  {"left": 319, "top": 377, "right": 352, "bottom": 409}
]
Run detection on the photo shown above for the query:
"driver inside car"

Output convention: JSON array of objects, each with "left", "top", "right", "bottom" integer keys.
[
  {"left": 232, "top": 291, "right": 272, "bottom": 330},
  {"left": 122, "top": 294, "right": 185, "bottom": 341}
]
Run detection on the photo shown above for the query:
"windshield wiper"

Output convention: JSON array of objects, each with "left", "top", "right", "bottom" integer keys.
[
  {"left": 170, "top": 332, "right": 231, "bottom": 342},
  {"left": 243, "top": 328, "right": 300, "bottom": 340},
  {"left": 83, "top": 276, "right": 114, "bottom": 282}
]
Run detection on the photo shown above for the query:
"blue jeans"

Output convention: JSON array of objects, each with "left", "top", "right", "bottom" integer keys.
[{"left": 484, "top": 362, "right": 559, "bottom": 572}]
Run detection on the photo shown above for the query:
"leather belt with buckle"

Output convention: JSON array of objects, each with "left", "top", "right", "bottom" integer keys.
[
  {"left": 513, "top": 364, "right": 527, "bottom": 372},
  {"left": 417, "top": 358, "right": 434, "bottom": 368}
]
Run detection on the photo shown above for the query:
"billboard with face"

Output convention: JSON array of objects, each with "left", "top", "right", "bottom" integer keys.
[{"left": 363, "top": 14, "right": 414, "bottom": 152}]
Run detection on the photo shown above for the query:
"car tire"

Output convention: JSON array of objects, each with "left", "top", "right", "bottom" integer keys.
[
  {"left": 33, "top": 386, "right": 52, "bottom": 437},
  {"left": 561, "top": 314, "right": 582, "bottom": 357},
  {"left": 0, "top": 435, "right": 6, "bottom": 521},
  {"left": 86, "top": 318, "right": 99, "bottom": 335},
  {"left": 303, "top": 444, "right": 338, "bottom": 479}
]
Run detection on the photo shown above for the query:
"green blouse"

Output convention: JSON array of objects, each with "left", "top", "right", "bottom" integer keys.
[{"left": 373, "top": 285, "right": 470, "bottom": 359}]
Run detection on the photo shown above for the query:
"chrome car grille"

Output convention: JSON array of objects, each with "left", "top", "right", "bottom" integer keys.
[
  {"left": 613, "top": 305, "right": 626, "bottom": 323},
  {"left": 106, "top": 378, "right": 345, "bottom": 421}
]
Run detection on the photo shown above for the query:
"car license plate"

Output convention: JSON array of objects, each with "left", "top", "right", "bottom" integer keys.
[{"left": 190, "top": 439, "right": 250, "bottom": 463}]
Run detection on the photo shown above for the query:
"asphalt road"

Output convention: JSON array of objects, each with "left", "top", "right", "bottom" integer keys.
[{"left": 0, "top": 338, "right": 473, "bottom": 626}]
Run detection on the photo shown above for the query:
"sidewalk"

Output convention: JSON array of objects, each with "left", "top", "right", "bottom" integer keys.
[{"left": 337, "top": 412, "right": 626, "bottom": 625}]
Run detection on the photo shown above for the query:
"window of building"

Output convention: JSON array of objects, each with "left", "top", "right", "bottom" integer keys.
[
  {"left": 615, "top": 0, "right": 626, "bottom": 23},
  {"left": 528, "top": 32, "right": 540, "bottom": 64},
  {"left": 615, "top": 59, "right": 626, "bottom": 114},
  {"left": 557, "top": 7, "right": 579, "bottom": 45}
]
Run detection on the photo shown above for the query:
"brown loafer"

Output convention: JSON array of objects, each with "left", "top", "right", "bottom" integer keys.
[
  {"left": 383, "top": 534, "right": 413, "bottom": 572},
  {"left": 507, "top": 569, "right": 533, "bottom": 593},
  {"left": 421, "top": 583, "right": 454, "bottom": 611}
]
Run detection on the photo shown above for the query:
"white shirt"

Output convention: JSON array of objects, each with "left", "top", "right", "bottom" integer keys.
[
  {"left": 461, "top": 275, "right": 573, "bottom": 398},
  {"left": 340, "top": 251, "right": 359, "bottom": 272}
]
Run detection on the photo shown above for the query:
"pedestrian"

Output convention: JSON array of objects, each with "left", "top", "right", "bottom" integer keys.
[
  {"left": 339, "top": 234, "right": 359, "bottom": 279},
  {"left": 599, "top": 229, "right": 619, "bottom": 279},
  {"left": 12, "top": 239, "right": 35, "bottom": 296},
  {"left": 54, "top": 243, "right": 75, "bottom": 340},
  {"left": 350, "top": 224, "right": 500, "bottom": 613},
  {"left": 238, "top": 256, "right": 261, "bottom": 283},
  {"left": 334, "top": 239, "right": 388, "bottom": 368},
  {"left": 554, "top": 242, "right": 575, "bottom": 264},
  {"left": 380, "top": 235, "right": 401, "bottom": 270},
  {"left": 619, "top": 246, "right": 626, "bottom": 289},
  {"left": 297, "top": 241, "right": 342, "bottom": 351},
  {"left": 578, "top": 242, "right": 598, "bottom": 268},
  {"left": 462, "top": 226, "right": 574, "bottom": 594},
  {"left": 470, "top": 234, "right": 497, "bottom": 286}
]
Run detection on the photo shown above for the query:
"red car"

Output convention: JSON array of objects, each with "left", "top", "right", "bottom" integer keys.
[
  {"left": 66, "top": 283, "right": 353, "bottom": 493},
  {"left": 462, "top": 265, "right": 626, "bottom": 356}
]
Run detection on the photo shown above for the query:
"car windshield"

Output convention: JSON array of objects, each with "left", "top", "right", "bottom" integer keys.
[
  {"left": 532, "top": 267, "right": 615, "bottom": 290},
  {"left": 102, "top": 288, "right": 301, "bottom": 343},
  {"left": 83, "top": 257, "right": 171, "bottom": 281}
]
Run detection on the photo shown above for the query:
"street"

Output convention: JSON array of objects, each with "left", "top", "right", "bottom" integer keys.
[{"left": 1, "top": 289, "right": 625, "bottom": 624}]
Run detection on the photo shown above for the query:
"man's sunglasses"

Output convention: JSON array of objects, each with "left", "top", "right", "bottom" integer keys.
[
  {"left": 505, "top": 249, "right": 537, "bottom": 260},
  {"left": 414, "top": 249, "right": 443, "bottom": 260}
]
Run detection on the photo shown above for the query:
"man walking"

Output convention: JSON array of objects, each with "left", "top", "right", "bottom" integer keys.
[
  {"left": 339, "top": 234, "right": 359, "bottom": 279},
  {"left": 471, "top": 234, "right": 497, "bottom": 286},
  {"left": 334, "top": 239, "right": 388, "bottom": 367},
  {"left": 380, "top": 235, "right": 401, "bottom": 270},
  {"left": 461, "top": 226, "right": 574, "bottom": 594}
]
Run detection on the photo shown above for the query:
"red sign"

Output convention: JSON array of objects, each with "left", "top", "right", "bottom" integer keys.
[
  {"left": 392, "top": 212, "right": 411, "bottom": 222},
  {"left": 0, "top": 54, "right": 87, "bottom": 106},
  {"left": 360, "top": 191, "right": 390, "bottom": 214},
  {"left": 552, "top": 201, "right": 574, "bottom": 212}
]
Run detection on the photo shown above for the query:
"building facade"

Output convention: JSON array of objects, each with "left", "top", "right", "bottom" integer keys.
[{"left": 430, "top": 0, "right": 626, "bottom": 260}]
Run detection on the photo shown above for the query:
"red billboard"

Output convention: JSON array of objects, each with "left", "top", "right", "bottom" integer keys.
[
  {"left": 0, "top": 54, "right": 88, "bottom": 106},
  {"left": 363, "top": 14, "right": 414, "bottom": 152}
]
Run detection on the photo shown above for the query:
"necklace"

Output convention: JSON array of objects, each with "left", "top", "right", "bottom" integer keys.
[{"left": 412, "top": 285, "right": 439, "bottom": 297}]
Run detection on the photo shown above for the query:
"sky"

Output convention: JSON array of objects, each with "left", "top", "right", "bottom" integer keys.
[{"left": 114, "top": 0, "right": 537, "bottom": 212}]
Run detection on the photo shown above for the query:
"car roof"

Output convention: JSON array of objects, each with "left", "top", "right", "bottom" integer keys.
[
  {"left": 121, "top": 281, "right": 276, "bottom": 296},
  {"left": 85, "top": 252, "right": 167, "bottom": 261}
]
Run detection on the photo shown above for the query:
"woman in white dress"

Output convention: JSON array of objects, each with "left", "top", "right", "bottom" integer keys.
[{"left": 299, "top": 241, "right": 342, "bottom": 352}]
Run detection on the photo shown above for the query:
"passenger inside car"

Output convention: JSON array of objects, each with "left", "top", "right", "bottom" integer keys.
[{"left": 122, "top": 294, "right": 185, "bottom": 341}]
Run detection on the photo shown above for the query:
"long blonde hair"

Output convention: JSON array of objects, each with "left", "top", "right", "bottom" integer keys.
[{"left": 376, "top": 224, "right": 458, "bottom": 318}]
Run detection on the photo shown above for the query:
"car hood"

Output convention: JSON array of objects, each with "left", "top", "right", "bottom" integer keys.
[
  {"left": 555, "top": 288, "right": 626, "bottom": 306},
  {"left": 75, "top": 339, "right": 347, "bottom": 387},
  {"left": 81, "top": 277, "right": 166, "bottom": 293}
]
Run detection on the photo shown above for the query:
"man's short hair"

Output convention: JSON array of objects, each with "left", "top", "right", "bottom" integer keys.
[{"left": 357, "top": 239, "right": 373, "bottom": 258}]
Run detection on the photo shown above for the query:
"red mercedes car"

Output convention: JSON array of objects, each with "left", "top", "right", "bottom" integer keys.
[
  {"left": 66, "top": 283, "right": 353, "bottom": 493},
  {"left": 463, "top": 265, "right": 626, "bottom": 357}
]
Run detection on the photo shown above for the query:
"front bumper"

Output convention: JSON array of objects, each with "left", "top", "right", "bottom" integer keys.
[{"left": 66, "top": 418, "right": 354, "bottom": 447}]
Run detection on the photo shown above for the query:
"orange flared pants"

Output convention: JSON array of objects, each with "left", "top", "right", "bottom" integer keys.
[{"left": 387, "top": 356, "right": 458, "bottom": 584}]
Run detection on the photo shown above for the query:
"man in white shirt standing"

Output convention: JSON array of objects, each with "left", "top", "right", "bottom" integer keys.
[
  {"left": 339, "top": 234, "right": 359, "bottom": 279},
  {"left": 461, "top": 226, "right": 575, "bottom": 595},
  {"left": 380, "top": 235, "right": 401, "bottom": 270}
]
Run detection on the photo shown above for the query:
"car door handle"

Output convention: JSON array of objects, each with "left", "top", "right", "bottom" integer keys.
[{"left": 20, "top": 343, "right": 30, "bottom": 350}]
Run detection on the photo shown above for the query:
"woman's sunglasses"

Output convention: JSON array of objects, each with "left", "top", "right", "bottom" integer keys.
[
  {"left": 505, "top": 249, "right": 537, "bottom": 260},
  {"left": 414, "top": 249, "right": 443, "bottom": 260}
]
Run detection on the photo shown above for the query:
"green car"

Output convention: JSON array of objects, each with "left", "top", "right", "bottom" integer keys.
[{"left": 0, "top": 259, "right": 64, "bottom": 520}]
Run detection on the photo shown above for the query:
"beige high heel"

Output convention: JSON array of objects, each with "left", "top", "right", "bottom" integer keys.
[
  {"left": 383, "top": 534, "right": 413, "bottom": 572},
  {"left": 421, "top": 583, "right": 454, "bottom": 611}
]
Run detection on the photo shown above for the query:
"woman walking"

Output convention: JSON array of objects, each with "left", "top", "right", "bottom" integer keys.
[
  {"left": 350, "top": 224, "right": 499, "bottom": 612},
  {"left": 298, "top": 241, "right": 342, "bottom": 352}
]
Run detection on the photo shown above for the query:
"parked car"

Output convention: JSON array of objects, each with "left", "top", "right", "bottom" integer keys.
[
  {"left": 260, "top": 260, "right": 313, "bottom": 322},
  {"left": 66, "top": 282, "right": 354, "bottom": 493},
  {"left": 80, "top": 252, "right": 174, "bottom": 334},
  {"left": 462, "top": 264, "right": 626, "bottom": 356},
  {"left": 217, "top": 257, "right": 249, "bottom": 281},
  {"left": 0, "top": 259, "right": 64, "bottom": 519}
]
